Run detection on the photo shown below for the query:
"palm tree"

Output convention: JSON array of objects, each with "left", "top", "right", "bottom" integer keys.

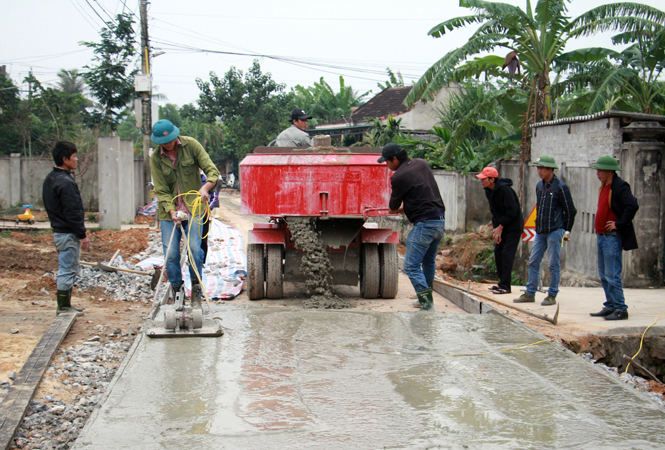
[
  {"left": 405, "top": 0, "right": 665, "bottom": 121},
  {"left": 56, "top": 69, "right": 86, "bottom": 95}
]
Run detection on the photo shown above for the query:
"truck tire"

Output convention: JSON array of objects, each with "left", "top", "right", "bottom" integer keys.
[
  {"left": 247, "top": 244, "right": 264, "bottom": 300},
  {"left": 379, "top": 243, "right": 399, "bottom": 299},
  {"left": 265, "top": 244, "right": 283, "bottom": 299},
  {"left": 360, "top": 243, "right": 380, "bottom": 299}
]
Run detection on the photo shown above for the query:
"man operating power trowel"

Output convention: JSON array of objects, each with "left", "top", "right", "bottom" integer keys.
[{"left": 150, "top": 119, "right": 220, "bottom": 309}]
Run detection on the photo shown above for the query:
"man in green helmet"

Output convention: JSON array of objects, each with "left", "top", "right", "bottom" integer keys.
[
  {"left": 589, "top": 156, "right": 638, "bottom": 321},
  {"left": 515, "top": 155, "right": 576, "bottom": 306}
]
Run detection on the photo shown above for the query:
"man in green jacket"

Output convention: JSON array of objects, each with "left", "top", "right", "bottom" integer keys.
[{"left": 150, "top": 119, "right": 220, "bottom": 306}]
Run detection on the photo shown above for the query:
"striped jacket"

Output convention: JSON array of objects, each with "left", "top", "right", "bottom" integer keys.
[{"left": 535, "top": 175, "right": 577, "bottom": 234}]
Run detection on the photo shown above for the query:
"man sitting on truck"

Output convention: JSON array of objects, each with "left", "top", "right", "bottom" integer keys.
[{"left": 275, "top": 108, "right": 312, "bottom": 147}]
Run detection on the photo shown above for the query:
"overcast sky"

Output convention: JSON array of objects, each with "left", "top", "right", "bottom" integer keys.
[{"left": 3, "top": 0, "right": 663, "bottom": 110}]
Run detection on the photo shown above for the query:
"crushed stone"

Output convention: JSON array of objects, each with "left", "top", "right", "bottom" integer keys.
[
  {"left": 8, "top": 334, "right": 133, "bottom": 450},
  {"left": 287, "top": 217, "right": 351, "bottom": 309},
  {"left": 580, "top": 352, "right": 665, "bottom": 409}
]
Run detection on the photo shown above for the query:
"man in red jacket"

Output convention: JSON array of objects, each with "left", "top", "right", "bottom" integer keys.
[{"left": 589, "top": 156, "right": 639, "bottom": 321}]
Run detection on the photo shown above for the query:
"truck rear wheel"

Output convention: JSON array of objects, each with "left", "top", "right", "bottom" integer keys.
[
  {"left": 247, "top": 244, "right": 264, "bottom": 300},
  {"left": 265, "top": 244, "right": 283, "bottom": 299},
  {"left": 360, "top": 243, "right": 380, "bottom": 299},
  {"left": 379, "top": 243, "right": 398, "bottom": 298}
]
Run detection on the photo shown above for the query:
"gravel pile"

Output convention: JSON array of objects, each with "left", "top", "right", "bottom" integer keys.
[
  {"left": 580, "top": 352, "right": 665, "bottom": 408},
  {"left": 10, "top": 329, "right": 133, "bottom": 449},
  {"left": 45, "top": 232, "right": 165, "bottom": 304}
]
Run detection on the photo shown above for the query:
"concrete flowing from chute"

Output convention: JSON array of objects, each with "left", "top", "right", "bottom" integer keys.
[{"left": 287, "top": 217, "right": 351, "bottom": 309}]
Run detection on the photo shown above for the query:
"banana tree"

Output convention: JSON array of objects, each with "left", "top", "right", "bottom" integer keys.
[
  {"left": 405, "top": 0, "right": 665, "bottom": 122},
  {"left": 557, "top": 24, "right": 665, "bottom": 114},
  {"left": 293, "top": 76, "right": 370, "bottom": 125}
]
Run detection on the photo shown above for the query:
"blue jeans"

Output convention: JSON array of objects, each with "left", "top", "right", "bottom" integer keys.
[
  {"left": 597, "top": 234, "right": 626, "bottom": 312},
  {"left": 526, "top": 228, "right": 565, "bottom": 297},
  {"left": 161, "top": 214, "right": 205, "bottom": 287},
  {"left": 54, "top": 233, "right": 81, "bottom": 291},
  {"left": 404, "top": 218, "right": 445, "bottom": 292}
]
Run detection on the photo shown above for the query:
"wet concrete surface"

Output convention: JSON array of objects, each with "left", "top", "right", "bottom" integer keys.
[{"left": 74, "top": 306, "right": 665, "bottom": 449}]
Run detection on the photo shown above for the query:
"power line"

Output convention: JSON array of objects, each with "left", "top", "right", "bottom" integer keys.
[
  {"left": 84, "top": 0, "right": 108, "bottom": 25},
  {"left": 151, "top": 39, "right": 422, "bottom": 80},
  {"left": 69, "top": 0, "right": 104, "bottom": 30},
  {"left": 93, "top": 0, "right": 116, "bottom": 22},
  {"left": 150, "top": 12, "right": 440, "bottom": 22}
]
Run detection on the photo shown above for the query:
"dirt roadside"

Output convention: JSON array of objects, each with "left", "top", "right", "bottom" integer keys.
[{"left": 0, "top": 228, "right": 152, "bottom": 394}]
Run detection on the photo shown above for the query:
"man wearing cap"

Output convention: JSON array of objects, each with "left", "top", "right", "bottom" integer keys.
[
  {"left": 515, "top": 155, "right": 577, "bottom": 306},
  {"left": 275, "top": 108, "right": 312, "bottom": 147},
  {"left": 477, "top": 167, "right": 523, "bottom": 295},
  {"left": 589, "top": 156, "right": 638, "bottom": 321},
  {"left": 379, "top": 143, "right": 445, "bottom": 311},
  {"left": 150, "top": 119, "right": 220, "bottom": 306}
]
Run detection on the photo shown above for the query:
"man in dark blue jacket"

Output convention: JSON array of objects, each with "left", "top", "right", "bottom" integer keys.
[
  {"left": 515, "top": 155, "right": 576, "bottom": 306},
  {"left": 43, "top": 141, "right": 89, "bottom": 315},
  {"left": 589, "top": 156, "right": 638, "bottom": 321},
  {"left": 477, "top": 167, "right": 523, "bottom": 294}
]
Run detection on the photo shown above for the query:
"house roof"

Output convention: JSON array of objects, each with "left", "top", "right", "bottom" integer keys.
[
  {"left": 530, "top": 110, "right": 665, "bottom": 128},
  {"left": 349, "top": 86, "right": 413, "bottom": 124}
]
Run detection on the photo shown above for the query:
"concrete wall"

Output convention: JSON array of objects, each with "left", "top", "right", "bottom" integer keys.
[
  {"left": 98, "top": 137, "right": 138, "bottom": 229},
  {"left": 531, "top": 117, "right": 624, "bottom": 163},
  {"left": 529, "top": 117, "right": 665, "bottom": 287},
  {"left": 0, "top": 152, "right": 145, "bottom": 218}
]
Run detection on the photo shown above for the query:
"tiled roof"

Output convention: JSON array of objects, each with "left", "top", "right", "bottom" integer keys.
[
  {"left": 530, "top": 110, "right": 665, "bottom": 128},
  {"left": 350, "top": 87, "right": 413, "bottom": 124}
]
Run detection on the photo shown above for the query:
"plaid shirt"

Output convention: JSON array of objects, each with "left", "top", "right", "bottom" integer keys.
[{"left": 535, "top": 175, "right": 577, "bottom": 234}]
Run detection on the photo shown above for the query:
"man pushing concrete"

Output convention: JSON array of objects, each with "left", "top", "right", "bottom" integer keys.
[
  {"left": 380, "top": 143, "right": 445, "bottom": 311},
  {"left": 150, "top": 119, "right": 220, "bottom": 305}
]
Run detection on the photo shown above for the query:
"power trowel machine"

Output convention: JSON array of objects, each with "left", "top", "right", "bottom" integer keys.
[{"left": 145, "top": 208, "right": 223, "bottom": 338}]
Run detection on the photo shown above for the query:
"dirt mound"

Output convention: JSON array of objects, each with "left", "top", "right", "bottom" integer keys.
[
  {"left": 134, "top": 214, "right": 154, "bottom": 225},
  {"left": 0, "top": 245, "right": 58, "bottom": 274},
  {"left": 89, "top": 228, "right": 150, "bottom": 260}
]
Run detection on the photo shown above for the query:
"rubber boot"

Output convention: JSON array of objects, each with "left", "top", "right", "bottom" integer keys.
[
  {"left": 416, "top": 288, "right": 435, "bottom": 312},
  {"left": 412, "top": 281, "right": 434, "bottom": 308},
  {"left": 191, "top": 284, "right": 202, "bottom": 309},
  {"left": 56, "top": 289, "right": 83, "bottom": 316}
]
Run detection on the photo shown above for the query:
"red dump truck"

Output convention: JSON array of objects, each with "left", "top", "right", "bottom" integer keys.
[{"left": 240, "top": 146, "right": 400, "bottom": 300}]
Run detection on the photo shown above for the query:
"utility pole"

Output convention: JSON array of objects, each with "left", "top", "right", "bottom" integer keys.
[{"left": 139, "top": 0, "right": 152, "bottom": 204}]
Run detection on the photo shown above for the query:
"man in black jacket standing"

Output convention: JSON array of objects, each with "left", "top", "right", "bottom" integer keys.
[
  {"left": 515, "top": 155, "right": 576, "bottom": 306},
  {"left": 43, "top": 141, "right": 89, "bottom": 315},
  {"left": 589, "top": 156, "right": 639, "bottom": 321},
  {"left": 477, "top": 167, "right": 523, "bottom": 294}
]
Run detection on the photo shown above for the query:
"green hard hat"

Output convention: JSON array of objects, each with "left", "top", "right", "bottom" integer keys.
[
  {"left": 592, "top": 155, "right": 621, "bottom": 171},
  {"left": 533, "top": 155, "right": 559, "bottom": 169}
]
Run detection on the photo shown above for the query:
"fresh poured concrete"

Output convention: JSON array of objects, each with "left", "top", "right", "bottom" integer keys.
[{"left": 75, "top": 306, "right": 665, "bottom": 449}]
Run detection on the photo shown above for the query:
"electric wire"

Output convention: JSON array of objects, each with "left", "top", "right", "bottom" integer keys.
[
  {"left": 150, "top": 38, "right": 422, "bottom": 81},
  {"left": 69, "top": 0, "right": 105, "bottom": 30},
  {"left": 624, "top": 312, "right": 665, "bottom": 374},
  {"left": 169, "top": 190, "right": 214, "bottom": 310}
]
